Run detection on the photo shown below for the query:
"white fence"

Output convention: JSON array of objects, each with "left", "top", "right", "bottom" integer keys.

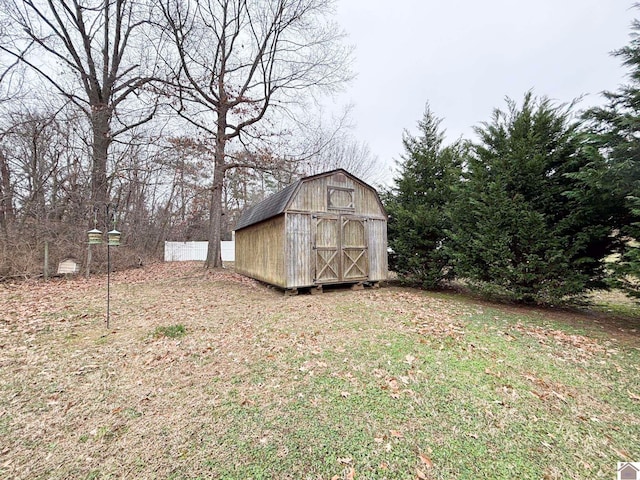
[{"left": 164, "top": 241, "right": 235, "bottom": 262}]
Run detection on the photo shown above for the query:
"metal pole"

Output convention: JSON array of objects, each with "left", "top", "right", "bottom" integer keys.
[
  {"left": 107, "top": 242, "right": 110, "bottom": 329},
  {"left": 86, "top": 243, "right": 91, "bottom": 278},
  {"left": 43, "top": 241, "right": 49, "bottom": 281},
  {"left": 106, "top": 203, "right": 111, "bottom": 329}
]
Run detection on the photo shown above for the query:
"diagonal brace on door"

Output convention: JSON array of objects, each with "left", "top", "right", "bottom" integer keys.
[
  {"left": 317, "top": 250, "right": 339, "bottom": 279},
  {"left": 343, "top": 249, "right": 366, "bottom": 278}
]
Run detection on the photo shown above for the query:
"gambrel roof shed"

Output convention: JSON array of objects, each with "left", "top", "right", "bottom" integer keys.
[
  {"left": 235, "top": 181, "right": 300, "bottom": 231},
  {"left": 234, "top": 169, "right": 388, "bottom": 292}
]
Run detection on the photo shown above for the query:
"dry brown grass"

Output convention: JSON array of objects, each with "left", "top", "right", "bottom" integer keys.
[
  {"left": 0, "top": 263, "right": 461, "bottom": 478},
  {"left": 0, "top": 262, "right": 638, "bottom": 479}
]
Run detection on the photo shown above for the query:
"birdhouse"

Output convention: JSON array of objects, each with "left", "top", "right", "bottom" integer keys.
[
  {"left": 107, "top": 229, "right": 121, "bottom": 246},
  {"left": 88, "top": 228, "right": 103, "bottom": 245}
]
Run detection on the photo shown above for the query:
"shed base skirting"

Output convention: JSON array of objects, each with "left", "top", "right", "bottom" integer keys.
[{"left": 282, "top": 280, "right": 383, "bottom": 296}]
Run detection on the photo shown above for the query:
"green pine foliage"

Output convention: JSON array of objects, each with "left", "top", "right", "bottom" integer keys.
[
  {"left": 448, "top": 93, "right": 617, "bottom": 304},
  {"left": 583, "top": 18, "right": 640, "bottom": 298},
  {"left": 383, "top": 106, "right": 464, "bottom": 289}
]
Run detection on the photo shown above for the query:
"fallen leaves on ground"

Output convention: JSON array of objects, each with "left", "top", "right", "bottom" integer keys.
[
  {"left": 419, "top": 452, "right": 433, "bottom": 468},
  {"left": 1, "top": 262, "right": 638, "bottom": 478},
  {"left": 511, "top": 323, "right": 608, "bottom": 362}
]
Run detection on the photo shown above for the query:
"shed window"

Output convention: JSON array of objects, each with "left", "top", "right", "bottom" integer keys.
[{"left": 328, "top": 187, "right": 354, "bottom": 210}]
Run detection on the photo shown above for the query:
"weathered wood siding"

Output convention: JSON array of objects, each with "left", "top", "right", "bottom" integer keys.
[
  {"left": 367, "top": 218, "right": 388, "bottom": 281},
  {"left": 235, "top": 216, "right": 286, "bottom": 287},
  {"left": 235, "top": 170, "right": 387, "bottom": 289},
  {"left": 284, "top": 213, "right": 387, "bottom": 288},
  {"left": 284, "top": 173, "right": 388, "bottom": 287},
  {"left": 285, "top": 213, "right": 313, "bottom": 288},
  {"left": 288, "top": 172, "right": 385, "bottom": 218}
]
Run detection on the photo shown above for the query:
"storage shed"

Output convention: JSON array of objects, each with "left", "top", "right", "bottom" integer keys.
[{"left": 234, "top": 169, "right": 387, "bottom": 293}]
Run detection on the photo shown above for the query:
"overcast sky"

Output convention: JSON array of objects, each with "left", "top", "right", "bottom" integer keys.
[{"left": 332, "top": 1, "right": 636, "bottom": 184}]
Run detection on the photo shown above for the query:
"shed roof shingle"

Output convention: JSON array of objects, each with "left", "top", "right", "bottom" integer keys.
[{"left": 234, "top": 180, "right": 300, "bottom": 231}]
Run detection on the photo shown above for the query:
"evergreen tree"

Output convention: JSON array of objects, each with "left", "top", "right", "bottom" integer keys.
[
  {"left": 584, "top": 18, "right": 640, "bottom": 298},
  {"left": 384, "top": 106, "right": 464, "bottom": 288},
  {"left": 449, "top": 93, "right": 617, "bottom": 303}
]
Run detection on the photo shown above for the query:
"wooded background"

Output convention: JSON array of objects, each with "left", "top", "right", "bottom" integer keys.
[
  {"left": 0, "top": 0, "right": 383, "bottom": 278},
  {"left": 1, "top": 0, "right": 639, "bottom": 307}
]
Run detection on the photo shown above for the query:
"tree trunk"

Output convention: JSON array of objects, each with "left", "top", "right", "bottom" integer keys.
[
  {"left": 205, "top": 170, "right": 224, "bottom": 269},
  {"left": 0, "top": 149, "right": 14, "bottom": 236},
  {"left": 90, "top": 106, "right": 112, "bottom": 221},
  {"left": 205, "top": 103, "right": 228, "bottom": 269}
]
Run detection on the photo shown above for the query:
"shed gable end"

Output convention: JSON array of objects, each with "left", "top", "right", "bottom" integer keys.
[
  {"left": 234, "top": 169, "right": 386, "bottom": 232},
  {"left": 288, "top": 170, "right": 385, "bottom": 218}
]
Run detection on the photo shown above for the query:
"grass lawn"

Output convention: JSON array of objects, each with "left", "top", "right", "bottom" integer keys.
[{"left": 0, "top": 262, "right": 639, "bottom": 479}]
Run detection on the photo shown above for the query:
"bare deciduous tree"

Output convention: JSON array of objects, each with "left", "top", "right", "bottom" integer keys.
[
  {"left": 0, "top": 14, "right": 25, "bottom": 238},
  {"left": 158, "top": 0, "right": 352, "bottom": 268},
  {"left": 300, "top": 129, "right": 385, "bottom": 185},
  {"left": 0, "top": 147, "right": 14, "bottom": 236},
  {"left": 0, "top": 0, "right": 159, "bottom": 216}
]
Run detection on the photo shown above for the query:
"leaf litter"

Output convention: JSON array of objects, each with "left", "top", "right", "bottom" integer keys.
[{"left": 0, "top": 262, "right": 638, "bottom": 479}]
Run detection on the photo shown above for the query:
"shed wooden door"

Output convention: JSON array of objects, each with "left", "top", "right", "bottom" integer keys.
[
  {"left": 341, "top": 216, "right": 368, "bottom": 280},
  {"left": 314, "top": 215, "right": 368, "bottom": 284}
]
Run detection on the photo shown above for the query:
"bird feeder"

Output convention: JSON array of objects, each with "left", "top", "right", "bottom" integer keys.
[
  {"left": 88, "top": 228, "right": 103, "bottom": 245},
  {"left": 107, "top": 229, "right": 121, "bottom": 246}
]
